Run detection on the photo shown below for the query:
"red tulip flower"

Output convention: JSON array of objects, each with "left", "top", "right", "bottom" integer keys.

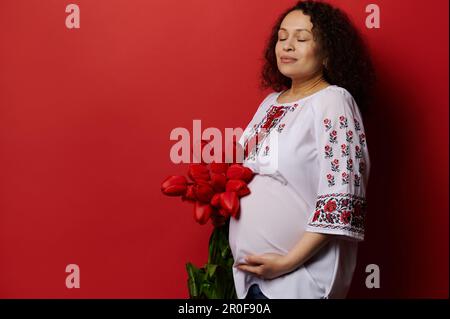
[
  {"left": 219, "top": 191, "right": 240, "bottom": 218},
  {"left": 181, "top": 184, "right": 196, "bottom": 202},
  {"left": 225, "top": 179, "right": 251, "bottom": 197},
  {"left": 210, "top": 193, "right": 221, "bottom": 207},
  {"left": 210, "top": 162, "right": 229, "bottom": 174},
  {"left": 194, "top": 201, "right": 213, "bottom": 225},
  {"left": 210, "top": 173, "right": 227, "bottom": 192},
  {"left": 188, "top": 164, "right": 210, "bottom": 182},
  {"left": 162, "top": 137, "right": 256, "bottom": 226},
  {"left": 226, "top": 164, "right": 254, "bottom": 183},
  {"left": 193, "top": 180, "right": 215, "bottom": 203},
  {"left": 161, "top": 175, "right": 188, "bottom": 196},
  {"left": 162, "top": 133, "right": 256, "bottom": 299}
]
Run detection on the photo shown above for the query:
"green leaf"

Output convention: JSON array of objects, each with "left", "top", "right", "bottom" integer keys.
[
  {"left": 186, "top": 218, "right": 238, "bottom": 299},
  {"left": 186, "top": 262, "right": 199, "bottom": 298},
  {"left": 205, "top": 263, "right": 218, "bottom": 278}
]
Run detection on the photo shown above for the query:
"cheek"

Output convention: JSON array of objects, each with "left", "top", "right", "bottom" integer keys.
[
  {"left": 301, "top": 46, "right": 322, "bottom": 66},
  {"left": 302, "top": 44, "right": 317, "bottom": 58},
  {"left": 274, "top": 43, "right": 282, "bottom": 56}
]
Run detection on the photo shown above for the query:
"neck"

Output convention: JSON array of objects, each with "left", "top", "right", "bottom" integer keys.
[{"left": 289, "top": 72, "right": 329, "bottom": 97}]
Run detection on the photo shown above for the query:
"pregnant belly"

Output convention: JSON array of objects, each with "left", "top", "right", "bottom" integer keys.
[{"left": 229, "top": 174, "right": 311, "bottom": 265}]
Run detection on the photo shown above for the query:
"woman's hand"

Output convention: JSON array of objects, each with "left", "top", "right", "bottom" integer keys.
[
  {"left": 236, "top": 233, "right": 332, "bottom": 280},
  {"left": 235, "top": 253, "right": 293, "bottom": 280}
]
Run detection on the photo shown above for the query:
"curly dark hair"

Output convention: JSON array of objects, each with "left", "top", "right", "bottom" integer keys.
[{"left": 260, "top": 0, "right": 376, "bottom": 114}]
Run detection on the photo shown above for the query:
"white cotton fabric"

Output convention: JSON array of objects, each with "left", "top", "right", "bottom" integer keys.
[{"left": 229, "top": 85, "right": 371, "bottom": 299}]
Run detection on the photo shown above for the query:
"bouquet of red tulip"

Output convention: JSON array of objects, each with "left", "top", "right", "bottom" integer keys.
[{"left": 161, "top": 139, "right": 254, "bottom": 299}]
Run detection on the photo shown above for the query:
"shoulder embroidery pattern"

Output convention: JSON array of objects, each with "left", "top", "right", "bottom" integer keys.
[
  {"left": 321, "top": 114, "right": 368, "bottom": 188},
  {"left": 346, "top": 130, "right": 354, "bottom": 143},
  {"left": 354, "top": 118, "right": 361, "bottom": 131},
  {"left": 329, "top": 130, "right": 338, "bottom": 144},
  {"left": 340, "top": 144, "right": 350, "bottom": 157},
  {"left": 324, "top": 145, "right": 333, "bottom": 159},
  {"left": 331, "top": 159, "right": 340, "bottom": 172},
  {"left": 359, "top": 161, "right": 366, "bottom": 174},
  {"left": 346, "top": 159, "right": 353, "bottom": 172},
  {"left": 323, "top": 118, "right": 332, "bottom": 131},
  {"left": 341, "top": 172, "right": 350, "bottom": 185},
  {"left": 326, "top": 174, "right": 335, "bottom": 187},
  {"left": 339, "top": 116, "right": 348, "bottom": 129},
  {"left": 359, "top": 133, "right": 366, "bottom": 147},
  {"left": 355, "top": 145, "right": 362, "bottom": 159}
]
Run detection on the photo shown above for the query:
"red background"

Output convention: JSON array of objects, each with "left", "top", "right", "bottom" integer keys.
[{"left": 0, "top": 0, "right": 448, "bottom": 298}]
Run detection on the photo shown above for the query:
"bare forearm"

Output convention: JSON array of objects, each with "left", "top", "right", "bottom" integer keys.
[{"left": 284, "top": 232, "right": 333, "bottom": 273}]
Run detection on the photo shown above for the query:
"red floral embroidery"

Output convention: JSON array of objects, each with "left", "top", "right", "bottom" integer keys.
[
  {"left": 312, "top": 210, "right": 321, "bottom": 222},
  {"left": 331, "top": 159, "right": 340, "bottom": 172},
  {"left": 244, "top": 105, "right": 289, "bottom": 159},
  {"left": 359, "top": 161, "right": 366, "bottom": 174},
  {"left": 346, "top": 130, "right": 353, "bottom": 143},
  {"left": 277, "top": 123, "right": 286, "bottom": 133},
  {"left": 354, "top": 118, "right": 361, "bottom": 131},
  {"left": 326, "top": 174, "right": 335, "bottom": 187},
  {"left": 341, "top": 144, "right": 350, "bottom": 157},
  {"left": 326, "top": 213, "right": 333, "bottom": 223},
  {"left": 329, "top": 130, "right": 338, "bottom": 144},
  {"left": 323, "top": 118, "right": 332, "bottom": 131},
  {"left": 341, "top": 172, "right": 350, "bottom": 185},
  {"left": 340, "top": 211, "right": 352, "bottom": 224},
  {"left": 346, "top": 159, "right": 353, "bottom": 171},
  {"left": 339, "top": 116, "right": 348, "bottom": 128},
  {"left": 289, "top": 103, "right": 299, "bottom": 112},
  {"left": 355, "top": 145, "right": 362, "bottom": 159},
  {"left": 359, "top": 133, "right": 366, "bottom": 147},
  {"left": 308, "top": 193, "right": 367, "bottom": 238},
  {"left": 324, "top": 145, "right": 334, "bottom": 159},
  {"left": 324, "top": 200, "right": 337, "bottom": 212}
]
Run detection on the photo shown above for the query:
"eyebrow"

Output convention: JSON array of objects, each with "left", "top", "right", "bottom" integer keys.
[{"left": 278, "top": 28, "right": 312, "bottom": 34}]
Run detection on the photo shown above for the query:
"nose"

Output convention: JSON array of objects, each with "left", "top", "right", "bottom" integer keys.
[{"left": 282, "top": 37, "right": 295, "bottom": 51}]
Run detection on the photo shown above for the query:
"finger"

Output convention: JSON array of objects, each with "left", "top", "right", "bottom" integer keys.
[
  {"left": 237, "top": 264, "right": 260, "bottom": 275},
  {"left": 245, "top": 255, "right": 264, "bottom": 265}
]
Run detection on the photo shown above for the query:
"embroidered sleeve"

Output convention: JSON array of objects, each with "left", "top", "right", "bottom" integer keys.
[{"left": 305, "top": 89, "right": 371, "bottom": 241}]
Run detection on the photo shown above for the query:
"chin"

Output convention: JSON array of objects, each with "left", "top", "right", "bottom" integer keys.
[{"left": 278, "top": 69, "right": 299, "bottom": 78}]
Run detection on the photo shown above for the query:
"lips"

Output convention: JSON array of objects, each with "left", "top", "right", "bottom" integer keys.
[{"left": 280, "top": 57, "right": 298, "bottom": 63}]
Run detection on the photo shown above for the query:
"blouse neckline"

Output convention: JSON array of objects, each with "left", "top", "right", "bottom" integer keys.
[{"left": 275, "top": 85, "right": 335, "bottom": 105}]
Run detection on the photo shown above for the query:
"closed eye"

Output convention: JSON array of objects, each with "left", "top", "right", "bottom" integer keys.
[{"left": 278, "top": 39, "right": 307, "bottom": 42}]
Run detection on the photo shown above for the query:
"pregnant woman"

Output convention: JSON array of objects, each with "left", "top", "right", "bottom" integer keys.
[{"left": 227, "top": 0, "right": 375, "bottom": 299}]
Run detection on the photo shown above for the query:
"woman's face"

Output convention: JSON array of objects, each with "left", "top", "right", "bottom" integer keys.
[{"left": 275, "top": 10, "right": 326, "bottom": 80}]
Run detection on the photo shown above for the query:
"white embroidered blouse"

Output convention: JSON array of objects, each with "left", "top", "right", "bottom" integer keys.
[{"left": 229, "top": 85, "right": 371, "bottom": 299}]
